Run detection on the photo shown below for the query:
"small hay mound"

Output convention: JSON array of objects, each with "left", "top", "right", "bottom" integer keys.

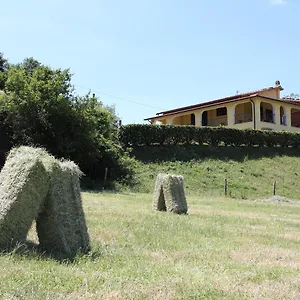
[
  {"left": 152, "top": 173, "right": 188, "bottom": 214},
  {"left": 36, "top": 160, "right": 90, "bottom": 256},
  {"left": 0, "top": 147, "right": 50, "bottom": 248},
  {"left": 267, "top": 196, "right": 292, "bottom": 203}
]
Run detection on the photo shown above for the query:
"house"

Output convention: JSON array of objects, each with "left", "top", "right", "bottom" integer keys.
[{"left": 145, "top": 81, "right": 300, "bottom": 132}]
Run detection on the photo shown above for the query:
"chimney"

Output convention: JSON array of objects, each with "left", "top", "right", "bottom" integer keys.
[{"left": 275, "top": 80, "right": 283, "bottom": 99}]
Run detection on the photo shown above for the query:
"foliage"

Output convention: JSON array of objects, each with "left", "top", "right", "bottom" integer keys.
[
  {"left": 119, "top": 124, "right": 300, "bottom": 148},
  {"left": 0, "top": 52, "right": 9, "bottom": 90},
  {"left": 0, "top": 56, "right": 134, "bottom": 183},
  {"left": 283, "top": 93, "right": 300, "bottom": 100}
]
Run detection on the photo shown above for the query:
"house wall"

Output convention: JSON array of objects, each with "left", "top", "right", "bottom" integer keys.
[{"left": 152, "top": 96, "right": 300, "bottom": 133}]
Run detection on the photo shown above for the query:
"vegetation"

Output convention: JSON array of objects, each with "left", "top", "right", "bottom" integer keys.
[
  {"left": 0, "top": 192, "right": 299, "bottom": 299},
  {"left": 127, "top": 145, "right": 300, "bottom": 200},
  {"left": 119, "top": 124, "right": 300, "bottom": 148},
  {"left": 0, "top": 53, "right": 134, "bottom": 183}
]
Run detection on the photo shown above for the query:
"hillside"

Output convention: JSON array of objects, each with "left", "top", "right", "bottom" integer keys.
[{"left": 127, "top": 145, "right": 300, "bottom": 200}]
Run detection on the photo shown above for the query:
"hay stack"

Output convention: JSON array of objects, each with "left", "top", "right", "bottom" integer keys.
[
  {"left": 0, "top": 147, "right": 50, "bottom": 248},
  {"left": 0, "top": 146, "right": 90, "bottom": 256},
  {"left": 36, "top": 160, "right": 90, "bottom": 256},
  {"left": 163, "top": 174, "right": 188, "bottom": 214},
  {"left": 152, "top": 173, "right": 167, "bottom": 211},
  {"left": 152, "top": 173, "right": 188, "bottom": 214}
]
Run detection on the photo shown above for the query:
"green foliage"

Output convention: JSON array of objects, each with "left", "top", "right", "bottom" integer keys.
[
  {"left": 119, "top": 124, "right": 300, "bottom": 148},
  {"left": 0, "top": 56, "right": 134, "bottom": 183},
  {"left": 0, "top": 52, "right": 9, "bottom": 90}
]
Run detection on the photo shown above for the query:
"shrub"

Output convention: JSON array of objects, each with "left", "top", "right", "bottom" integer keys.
[{"left": 119, "top": 124, "right": 300, "bottom": 148}]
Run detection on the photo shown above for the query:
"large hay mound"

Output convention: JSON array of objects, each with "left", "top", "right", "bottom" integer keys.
[
  {"left": 37, "top": 160, "right": 90, "bottom": 255},
  {"left": 0, "top": 146, "right": 90, "bottom": 256},
  {"left": 152, "top": 173, "right": 188, "bottom": 214},
  {"left": 0, "top": 147, "right": 50, "bottom": 248}
]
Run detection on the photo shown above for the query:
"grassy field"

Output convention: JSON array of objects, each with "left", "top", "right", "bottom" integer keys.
[
  {"left": 1, "top": 192, "right": 300, "bottom": 299},
  {"left": 128, "top": 145, "right": 300, "bottom": 200}
]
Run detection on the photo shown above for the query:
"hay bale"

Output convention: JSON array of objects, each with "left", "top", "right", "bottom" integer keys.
[
  {"left": 162, "top": 174, "right": 188, "bottom": 214},
  {"left": 152, "top": 173, "right": 167, "bottom": 211},
  {"left": 36, "top": 160, "right": 90, "bottom": 256},
  {"left": 152, "top": 173, "right": 188, "bottom": 214},
  {"left": 0, "top": 147, "right": 50, "bottom": 248}
]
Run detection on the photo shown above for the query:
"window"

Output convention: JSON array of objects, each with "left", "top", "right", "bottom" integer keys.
[
  {"left": 191, "top": 113, "right": 195, "bottom": 126},
  {"left": 216, "top": 107, "right": 227, "bottom": 116}
]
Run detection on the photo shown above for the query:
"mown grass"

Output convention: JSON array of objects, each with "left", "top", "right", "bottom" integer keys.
[
  {"left": 1, "top": 192, "right": 300, "bottom": 299},
  {"left": 127, "top": 145, "right": 300, "bottom": 200}
]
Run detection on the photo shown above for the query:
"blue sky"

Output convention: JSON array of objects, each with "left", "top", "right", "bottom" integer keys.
[{"left": 1, "top": 0, "right": 299, "bottom": 124}]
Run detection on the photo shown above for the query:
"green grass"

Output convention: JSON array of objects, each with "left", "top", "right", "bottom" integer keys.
[
  {"left": 1, "top": 192, "right": 300, "bottom": 299},
  {"left": 126, "top": 145, "right": 300, "bottom": 200}
]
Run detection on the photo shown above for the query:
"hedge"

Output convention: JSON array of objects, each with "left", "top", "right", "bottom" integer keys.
[{"left": 119, "top": 124, "right": 300, "bottom": 148}]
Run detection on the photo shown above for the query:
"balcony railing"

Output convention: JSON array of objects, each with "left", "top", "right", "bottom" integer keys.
[
  {"left": 234, "top": 113, "right": 253, "bottom": 124},
  {"left": 202, "top": 116, "right": 228, "bottom": 127},
  {"left": 261, "top": 116, "right": 275, "bottom": 124}
]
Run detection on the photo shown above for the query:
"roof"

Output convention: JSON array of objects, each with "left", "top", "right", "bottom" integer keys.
[{"left": 145, "top": 86, "right": 300, "bottom": 121}]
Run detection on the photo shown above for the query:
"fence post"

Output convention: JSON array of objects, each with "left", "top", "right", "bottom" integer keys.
[
  {"left": 103, "top": 168, "right": 108, "bottom": 189},
  {"left": 224, "top": 178, "right": 228, "bottom": 196},
  {"left": 273, "top": 181, "right": 276, "bottom": 196}
]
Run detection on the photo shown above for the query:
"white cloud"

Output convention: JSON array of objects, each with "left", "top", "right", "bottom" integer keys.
[{"left": 269, "top": 0, "right": 287, "bottom": 5}]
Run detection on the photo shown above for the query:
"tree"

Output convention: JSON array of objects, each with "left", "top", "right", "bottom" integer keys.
[
  {"left": 283, "top": 93, "right": 300, "bottom": 100},
  {"left": 0, "top": 52, "right": 9, "bottom": 90},
  {"left": 0, "top": 57, "right": 133, "bottom": 184}
]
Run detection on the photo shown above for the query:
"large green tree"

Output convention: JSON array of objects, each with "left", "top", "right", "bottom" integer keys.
[{"left": 0, "top": 57, "right": 132, "bottom": 183}]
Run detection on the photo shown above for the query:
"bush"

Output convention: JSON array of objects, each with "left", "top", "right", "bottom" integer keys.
[
  {"left": 119, "top": 124, "right": 300, "bottom": 148},
  {"left": 0, "top": 57, "right": 135, "bottom": 184}
]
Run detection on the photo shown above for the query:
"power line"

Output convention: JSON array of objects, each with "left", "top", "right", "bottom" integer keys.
[{"left": 74, "top": 84, "right": 164, "bottom": 110}]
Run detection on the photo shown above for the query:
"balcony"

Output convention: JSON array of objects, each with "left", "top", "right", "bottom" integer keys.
[
  {"left": 234, "top": 113, "right": 253, "bottom": 124},
  {"left": 202, "top": 116, "right": 228, "bottom": 127}
]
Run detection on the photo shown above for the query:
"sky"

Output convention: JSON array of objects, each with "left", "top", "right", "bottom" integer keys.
[{"left": 1, "top": 0, "right": 299, "bottom": 124}]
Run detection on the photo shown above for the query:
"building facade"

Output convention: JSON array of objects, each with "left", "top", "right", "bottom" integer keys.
[{"left": 145, "top": 81, "right": 300, "bottom": 132}]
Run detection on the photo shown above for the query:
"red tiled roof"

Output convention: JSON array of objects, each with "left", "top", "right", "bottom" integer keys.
[
  {"left": 156, "top": 87, "right": 276, "bottom": 115},
  {"left": 144, "top": 87, "right": 300, "bottom": 121}
]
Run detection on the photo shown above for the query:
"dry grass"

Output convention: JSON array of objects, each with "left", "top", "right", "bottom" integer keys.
[
  {"left": 37, "top": 160, "right": 90, "bottom": 257},
  {"left": 152, "top": 173, "right": 167, "bottom": 211},
  {"left": 0, "top": 146, "right": 90, "bottom": 257},
  {"left": 0, "top": 147, "right": 50, "bottom": 248},
  {"left": 152, "top": 173, "right": 188, "bottom": 214}
]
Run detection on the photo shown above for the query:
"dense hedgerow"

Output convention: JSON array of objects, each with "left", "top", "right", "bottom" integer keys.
[{"left": 119, "top": 124, "right": 300, "bottom": 148}]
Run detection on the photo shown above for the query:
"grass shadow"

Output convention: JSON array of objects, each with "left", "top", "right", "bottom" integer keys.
[
  {"left": 131, "top": 145, "right": 300, "bottom": 163},
  {"left": 0, "top": 240, "right": 92, "bottom": 263}
]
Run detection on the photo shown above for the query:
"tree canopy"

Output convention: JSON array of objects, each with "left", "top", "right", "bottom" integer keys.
[{"left": 0, "top": 53, "right": 133, "bottom": 185}]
